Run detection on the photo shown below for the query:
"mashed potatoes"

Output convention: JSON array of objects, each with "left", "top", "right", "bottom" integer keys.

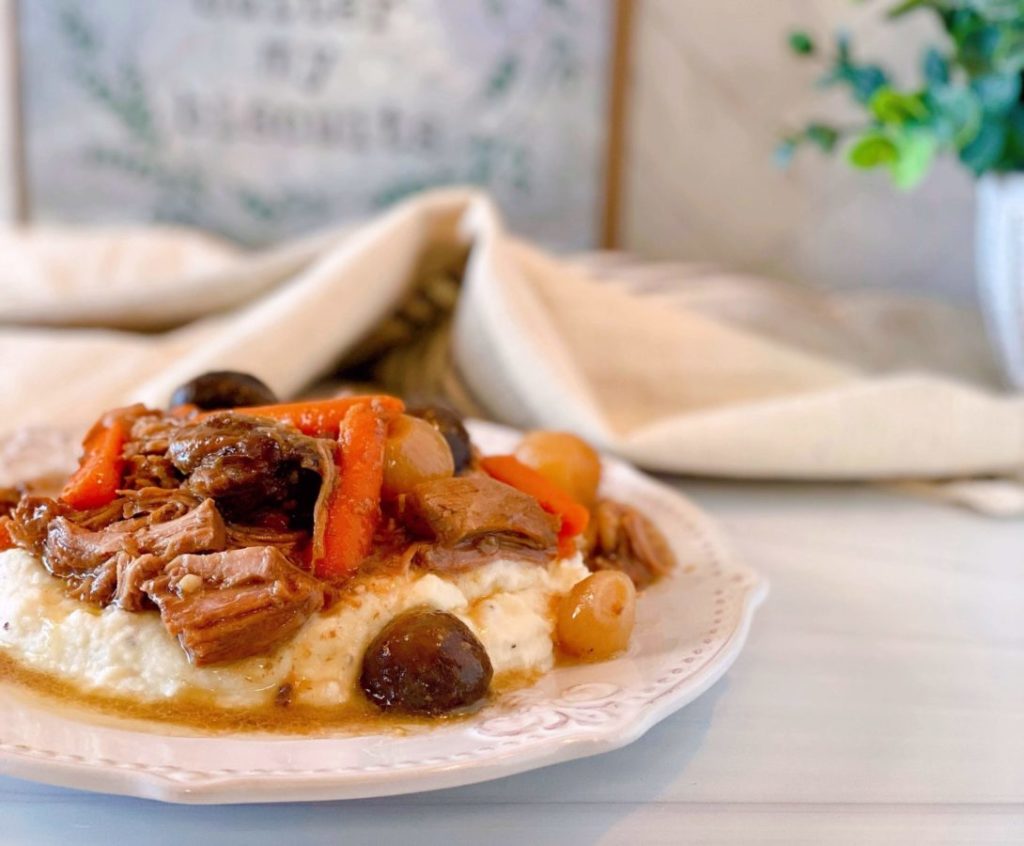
[{"left": 0, "top": 549, "right": 588, "bottom": 710}]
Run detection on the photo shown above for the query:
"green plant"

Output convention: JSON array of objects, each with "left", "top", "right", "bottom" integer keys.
[{"left": 780, "top": 0, "right": 1024, "bottom": 187}]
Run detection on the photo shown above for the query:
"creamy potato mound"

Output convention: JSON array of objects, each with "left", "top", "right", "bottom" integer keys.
[{"left": 0, "top": 549, "right": 588, "bottom": 709}]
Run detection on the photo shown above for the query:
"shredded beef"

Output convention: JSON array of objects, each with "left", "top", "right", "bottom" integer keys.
[
  {"left": 144, "top": 546, "right": 324, "bottom": 665},
  {"left": 43, "top": 499, "right": 225, "bottom": 574},
  {"left": 226, "top": 523, "right": 308, "bottom": 561},
  {"left": 127, "top": 410, "right": 181, "bottom": 454},
  {"left": 119, "top": 487, "right": 204, "bottom": 522},
  {"left": 585, "top": 499, "right": 676, "bottom": 589},
  {"left": 4, "top": 408, "right": 340, "bottom": 666},
  {"left": 63, "top": 554, "right": 122, "bottom": 605},
  {"left": 8, "top": 495, "right": 63, "bottom": 555},
  {"left": 114, "top": 553, "right": 166, "bottom": 611},
  {"left": 39, "top": 498, "right": 228, "bottom": 606},
  {"left": 124, "top": 454, "right": 182, "bottom": 490},
  {"left": 75, "top": 498, "right": 135, "bottom": 531},
  {"left": 122, "top": 412, "right": 186, "bottom": 490}
]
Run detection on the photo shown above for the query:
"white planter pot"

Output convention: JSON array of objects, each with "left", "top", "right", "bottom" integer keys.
[{"left": 976, "top": 173, "right": 1024, "bottom": 387}]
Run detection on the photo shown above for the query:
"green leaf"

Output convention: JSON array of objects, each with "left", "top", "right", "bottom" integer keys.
[
  {"left": 923, "top": 48, "right": 950, "bottom": 85},
  {"left": 822, "top": 64, "right": 889, "bottom": 104},
  {"left": 992, "top": 30, "right": 1024, "bottom": 74},
  {"left": 789, "top": 0, "right": 1024, "bottom": 178},
  {"left": 888, "top": 0, "right": 948, "bottom": 18},
  {"left": 775, "top": 124, "right": 842, "bottom": 167},
  {"left": 806, "top": 123, "right": 840, "bottom": 152},
  {"left": 788, "top": 31, "right": 815, "bottom": 55},
  {"left": 816, "top": 32, "right": 890, "bottom": 104},
  {"left": 959, "top": 119, "right": 1007, "bottom": 172},
  {"left": 972, "top": 73, "right": 1022, "bottom": 113},
  {"left": 1003, "top": 105, "right": 1024, "bottom": 161},
  {"left": 870, "top": 88, "right": 929, "bottom": 123},
  {"left": 890, "top": 132, "right": 937, "bottom": 188},
  {"left": 965, "top": 0, "right": 1024, "bottom": 22},
  {"left": 956, "top": 23, "right": 1003, "bottom": 75},
  {"left": 928, "top": 84, "right": 984, "bottom": 147},
  {"left": 848, "top": 133, "right": 900, "bottom": 168},
  {"left": 849, "top": 66, "right": 890, "bottom": 104}
]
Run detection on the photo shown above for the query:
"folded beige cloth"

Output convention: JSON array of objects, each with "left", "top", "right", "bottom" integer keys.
[{"left": 1, "top": 189, "right": 1022, "bottom": 512}]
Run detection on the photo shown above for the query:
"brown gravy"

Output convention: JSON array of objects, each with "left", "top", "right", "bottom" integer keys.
[{"left": 0, "top": 650, "right": 539, "bottom": 736}]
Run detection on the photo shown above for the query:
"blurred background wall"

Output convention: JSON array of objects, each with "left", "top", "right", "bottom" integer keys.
[
  {"left": 621, "top": 0, "right": 977, "bottom": 305},
  {"left": 0, "top": 0, "right": 981, "bottom": 306}
]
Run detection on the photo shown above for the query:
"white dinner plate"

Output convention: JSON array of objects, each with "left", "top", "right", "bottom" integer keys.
[{"left": 0, "top": 420, "right": 767, "bottom": 803}]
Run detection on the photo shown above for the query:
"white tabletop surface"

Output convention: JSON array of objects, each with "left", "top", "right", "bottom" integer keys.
[{"left": 2, "top": 480, "right": 1022, "bottom": 845}]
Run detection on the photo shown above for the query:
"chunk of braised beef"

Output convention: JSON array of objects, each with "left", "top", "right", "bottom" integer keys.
[
  {"left": 402, "top": 475, "right": 558, "bottom": 552},
  {"left": 145, "top": 546, "right": 324, "bottom": 666},
  {"left": 138, "top": 499, "right": 228, "bottom": 558},
  {"left": 167, "top": 414, "right": 330, "bottom": 524}
]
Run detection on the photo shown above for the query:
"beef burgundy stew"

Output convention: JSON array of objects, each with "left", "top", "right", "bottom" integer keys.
[{"left": 0, "top": 374, "right": 674, "bottom": 716}]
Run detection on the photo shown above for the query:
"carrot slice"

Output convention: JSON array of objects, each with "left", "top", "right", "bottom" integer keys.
[
  {"left": 60, "top": 418, "right": 127, "bottom": 510},
  {"left": 234, "top": 395, "right": 404, "bottom": 438},
  {"left": 314, "top": 402, "right": 388, "bottom": 581},
  {"left": 0, "top": 520, "right": 13, "bottom": 552},
  {"left": 557, "top": 534, "right": 578, "bottom": 559},
  {"left": 169, "top": 402, "right": 199, "bottom": 419},
  {"left": 480, "top": 454, "right": 590, "bottom": 540}
]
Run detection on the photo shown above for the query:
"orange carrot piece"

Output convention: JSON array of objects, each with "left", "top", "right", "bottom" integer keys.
[
  {"left": 234, "top": 395, "right": 404, "bottom": 438},
  {"left": 480, "top": 454, "right": 590, "bottom": 539},
  {"left": 0, "top": 520, "right": 13, "bottom": 552},
  {"left": 60, "top": 418, "right": 127, "bottom": 510},
  {"left": 314, "top": 402, "right": 388, "bottom": 581},
  {"left": 556, "top": 534, "right": 578, "bottom": 559},
  {"left": 169, "top": 402, "right": 199, "bottom": 419}
]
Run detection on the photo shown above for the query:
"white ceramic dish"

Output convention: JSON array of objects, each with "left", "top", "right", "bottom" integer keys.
[{"left": 0, "top": 420, "right": 767, "bottom": 804}]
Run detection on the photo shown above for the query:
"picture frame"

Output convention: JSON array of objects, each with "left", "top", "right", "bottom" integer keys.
[{"left": 1, "top": 0, "right": 631, "bottom": 249}]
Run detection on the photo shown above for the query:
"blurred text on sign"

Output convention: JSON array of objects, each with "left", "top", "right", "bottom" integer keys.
[{"left": 20, "top": 0, "right": 617, "bottom": 247}]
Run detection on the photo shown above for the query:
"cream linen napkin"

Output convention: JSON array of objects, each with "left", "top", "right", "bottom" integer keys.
[{"left": 1, "top": 188, "right": 1022, "bottom": 512}]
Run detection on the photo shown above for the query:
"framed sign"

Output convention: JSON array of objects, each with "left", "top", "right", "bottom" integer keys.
[{"left": 12, "top": 0, "right": 628, "bottom": 248}]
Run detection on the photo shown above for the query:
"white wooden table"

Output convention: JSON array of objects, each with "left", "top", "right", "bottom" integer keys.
[{"left": 2, "top": 481, "right": 1022, "bottom": 845}]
